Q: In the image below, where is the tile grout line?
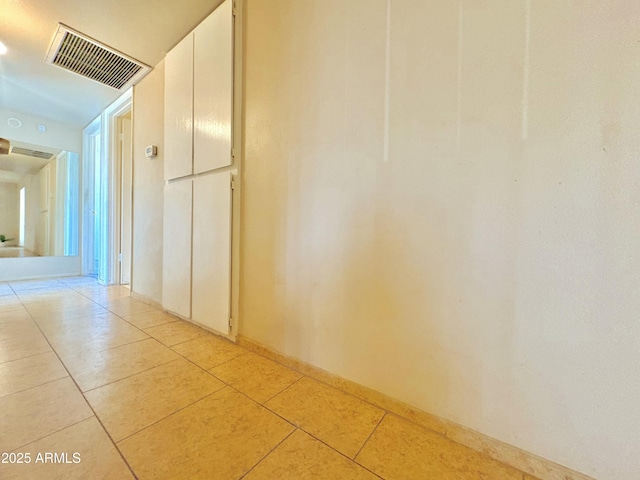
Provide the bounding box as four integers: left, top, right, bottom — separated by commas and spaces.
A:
170, 344, 245, 373
162, 328, 212, 348
230, 377, 385, 480
12, 283, 140, 480
203, 350, 250, 371
139, 380, 362, 478
148, 343, 296, 431
79, 355, 182, 394
99, 347, 383, 479
112, 340, 296, 442
22, 283, 246, 468
0, 373, 71, 401
20, 284, 221, 472
353, 411, 386, 461
168, 345, 388, 478
241, 344, 537, 479
8, 416, 95, 454
7, 280, 541, 479
236, 428, 298, 480
0, 348, 55, 366
260, 372, 306, 404
114, 383, 230, 444
246, 399, 386, 480
8, 280, 383, 479
236, 344, 395, 418
36, 286, 241, 474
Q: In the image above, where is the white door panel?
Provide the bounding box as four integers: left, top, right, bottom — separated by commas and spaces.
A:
192, 172, 232, 334
193, 0, 233, 174
162, 180, 192, 318
164, 34, 194, 180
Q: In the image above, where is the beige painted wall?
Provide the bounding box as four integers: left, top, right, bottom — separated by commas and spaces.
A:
131, 60, 165, 304
0, 182, 19, 243
240, 1, 640, 479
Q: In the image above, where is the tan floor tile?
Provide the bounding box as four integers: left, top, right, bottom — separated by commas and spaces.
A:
43, 313, 149, 359
210, 352, 302, 403
74, 285, 131, 303
0, 417, 134, 480
0, 333, 52, 364
58, 276, 100, 286
35, 310, 124, 334
15, 290, 74, 301
10, 280, 65, 292
0, 283, 13, 296
85, 358, 224, 441
97, 285, 130, 295
23, 300, 97, 314
73, 284, 105, 293
102, 297, 156, 316
64, 338, 181, 392
0, 377, 93, 451
356, 414, 522, 480
122, 310, 177, 329
30, 293, 95, 303
0, 292, 18, 302
0, 309, 33, 324
0, 352, 68, 398
27, 303, 108, 322
0, 319, 42, 341
23, 293, 97, 307
0, 301, 25, 315
21, 291, 93, 304
173, 334, 247, 369
244, 429, 379, 480
143, 320, 208, 347
119, 387, 295, 480
265, 376, 385, 458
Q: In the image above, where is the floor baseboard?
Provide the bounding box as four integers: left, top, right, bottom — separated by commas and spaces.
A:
237, 335, 596, 480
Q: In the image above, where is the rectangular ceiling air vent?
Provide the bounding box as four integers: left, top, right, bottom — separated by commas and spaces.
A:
45, 24, 151, 90
11, 147, 55, 160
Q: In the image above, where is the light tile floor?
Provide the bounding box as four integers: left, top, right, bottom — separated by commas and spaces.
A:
0, 277, 537, 480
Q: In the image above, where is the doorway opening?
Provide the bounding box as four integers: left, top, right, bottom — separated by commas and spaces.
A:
82, 117, 105, 281
116, 110, 133, 285
83, 89, 133, 286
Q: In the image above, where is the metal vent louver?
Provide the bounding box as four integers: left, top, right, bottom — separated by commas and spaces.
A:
10, 147, 55, 160
45, 24, 151, 90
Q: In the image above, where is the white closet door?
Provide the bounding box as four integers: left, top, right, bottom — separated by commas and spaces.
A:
162, 180, 192, 318
193, 0, 233, 174
192, 172, 232, 334
164, 33, 194, 180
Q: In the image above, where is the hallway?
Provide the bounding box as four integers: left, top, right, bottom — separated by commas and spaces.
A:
1, 277, 534, 479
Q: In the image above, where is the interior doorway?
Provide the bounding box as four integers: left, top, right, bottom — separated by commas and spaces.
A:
82, 89, 133, 285
104, 90, 133, 285
82, 116, 105, 281
117, 111, 133, 285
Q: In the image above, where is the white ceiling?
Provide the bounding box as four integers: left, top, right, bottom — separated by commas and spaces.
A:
0, 139, 60, 183
0, 0, 223, 129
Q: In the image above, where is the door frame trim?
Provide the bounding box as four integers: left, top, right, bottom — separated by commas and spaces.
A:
104, 90, 133, 285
